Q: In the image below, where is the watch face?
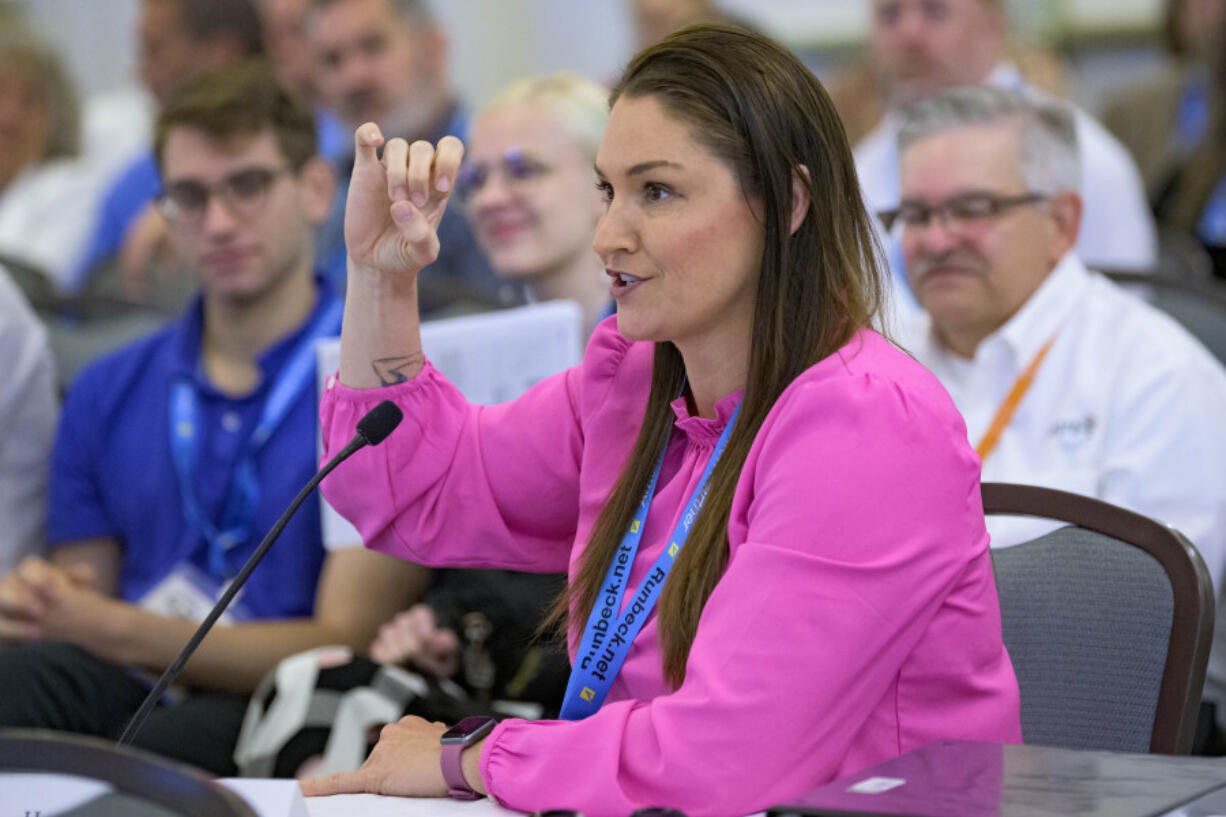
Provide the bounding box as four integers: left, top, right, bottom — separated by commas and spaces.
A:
441, 715, 496, 744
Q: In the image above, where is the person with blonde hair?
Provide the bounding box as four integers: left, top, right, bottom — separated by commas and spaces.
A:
458, 72, 611, 335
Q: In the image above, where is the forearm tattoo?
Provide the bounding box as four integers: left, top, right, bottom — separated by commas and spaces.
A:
372, 354, 424, 386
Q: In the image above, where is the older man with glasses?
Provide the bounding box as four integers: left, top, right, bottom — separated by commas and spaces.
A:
894, 85, 1226, 753
0, 61, 422, 774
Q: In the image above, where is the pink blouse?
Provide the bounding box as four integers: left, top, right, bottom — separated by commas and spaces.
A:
320, 319, 1021, 817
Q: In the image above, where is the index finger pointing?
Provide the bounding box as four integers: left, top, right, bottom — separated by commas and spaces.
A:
299, 769, 370, 798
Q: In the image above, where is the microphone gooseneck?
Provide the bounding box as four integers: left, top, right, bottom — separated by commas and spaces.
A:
116, 400, 403, 748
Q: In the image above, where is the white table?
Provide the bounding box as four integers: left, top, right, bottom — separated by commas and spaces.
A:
305, 793, 526, 816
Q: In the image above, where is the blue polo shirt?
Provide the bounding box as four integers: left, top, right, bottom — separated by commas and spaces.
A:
48, 278, 341, 620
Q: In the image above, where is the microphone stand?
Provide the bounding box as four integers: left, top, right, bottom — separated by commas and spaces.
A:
117, 400, 399, 748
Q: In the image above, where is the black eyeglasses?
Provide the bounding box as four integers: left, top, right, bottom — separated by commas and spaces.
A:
158, 166, 294, 227
877, 191, 1047, 234
455, 148, 552, 201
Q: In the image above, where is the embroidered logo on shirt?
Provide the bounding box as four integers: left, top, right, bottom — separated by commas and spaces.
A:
1047, 415, 1097, 450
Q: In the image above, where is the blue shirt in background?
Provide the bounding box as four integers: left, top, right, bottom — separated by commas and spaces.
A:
47, 276, 341, 620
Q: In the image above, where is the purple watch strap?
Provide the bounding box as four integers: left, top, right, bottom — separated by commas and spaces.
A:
441, 739, 480, 800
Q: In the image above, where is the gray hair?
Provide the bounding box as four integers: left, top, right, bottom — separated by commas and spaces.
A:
480, 72, 608, 161
896, 85, 1081, 195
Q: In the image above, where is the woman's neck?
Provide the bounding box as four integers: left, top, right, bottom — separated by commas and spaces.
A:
526, 251, 609, 337
677, 334, 751, 420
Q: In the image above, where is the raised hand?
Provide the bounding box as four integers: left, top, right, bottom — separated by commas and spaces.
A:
344, 122, 464, 278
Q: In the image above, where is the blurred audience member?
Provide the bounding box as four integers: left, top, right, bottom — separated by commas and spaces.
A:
0, 263, 56, 574
257, 0, 346, 161
0, 32, 105, 290
306, 0, 509, 309
859, 0, 1156, 285
1152, 9, 1226, 280
67, 0, 265, 299
460, 73, 611, 335
630, 0, 743, 48
828, 38, 1069, 151
1103, 0, 1226, 196
890, 86, 1226, 749
0, 62, 418, 775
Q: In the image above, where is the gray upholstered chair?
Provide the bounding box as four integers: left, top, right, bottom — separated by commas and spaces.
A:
1101, 268, 1226, 368
983, 482, 1215, 754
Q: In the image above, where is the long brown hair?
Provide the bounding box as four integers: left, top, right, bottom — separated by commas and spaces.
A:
546, 25, 886, 687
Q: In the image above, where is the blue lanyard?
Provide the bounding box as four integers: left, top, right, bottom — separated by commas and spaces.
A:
169, 298, 343, 578
559, 402, 741, 720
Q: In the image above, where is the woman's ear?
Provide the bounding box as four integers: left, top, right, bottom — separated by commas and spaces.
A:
790, 165, 811, 235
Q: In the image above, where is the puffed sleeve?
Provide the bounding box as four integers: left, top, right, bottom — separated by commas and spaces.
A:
478, 366, 1016, 816
319, 319, 630, 573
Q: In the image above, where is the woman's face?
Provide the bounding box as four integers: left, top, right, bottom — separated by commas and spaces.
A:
593, 94, 763, 352
462, 103, 605, 282
0, 65, 51, 189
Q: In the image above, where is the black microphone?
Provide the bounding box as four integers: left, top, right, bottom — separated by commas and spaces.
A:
117, 399, 404, 748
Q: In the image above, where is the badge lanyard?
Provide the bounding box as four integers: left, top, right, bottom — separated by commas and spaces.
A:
559, 402, 741, 720
974, 332, 1058, 464
169, 299, 343, 578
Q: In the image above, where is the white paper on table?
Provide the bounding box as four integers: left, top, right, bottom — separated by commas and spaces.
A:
0, 772, 112, 815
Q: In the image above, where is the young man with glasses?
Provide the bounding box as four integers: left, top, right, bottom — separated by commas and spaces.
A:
0, 62, 423, 774
894, 85, 1226, 753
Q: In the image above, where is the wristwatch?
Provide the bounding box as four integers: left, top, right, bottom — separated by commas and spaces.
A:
440, 715, 496, 800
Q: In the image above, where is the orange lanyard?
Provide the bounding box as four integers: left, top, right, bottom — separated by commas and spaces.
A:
974, 333, 1059, 463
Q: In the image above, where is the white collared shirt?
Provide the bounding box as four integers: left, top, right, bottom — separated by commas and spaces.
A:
901, 253, 1226, 712
0, 158, 111, 290
856, 63, 1158, 278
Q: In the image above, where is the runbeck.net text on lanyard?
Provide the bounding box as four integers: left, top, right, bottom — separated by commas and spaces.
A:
559, 401, 742, 720
169, 298, 344, 579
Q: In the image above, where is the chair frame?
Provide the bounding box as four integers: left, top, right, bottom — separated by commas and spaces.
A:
981, 482, 1215, 754
0, 729, 257, 817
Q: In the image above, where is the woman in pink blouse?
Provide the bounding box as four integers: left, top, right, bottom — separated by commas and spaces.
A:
303, 25, 1021, 817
